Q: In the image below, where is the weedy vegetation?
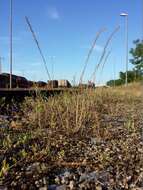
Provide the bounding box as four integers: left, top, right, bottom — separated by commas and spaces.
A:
0, 83, 143, 189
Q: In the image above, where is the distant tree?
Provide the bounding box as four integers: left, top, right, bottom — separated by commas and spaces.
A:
120, 70, 143, 83
106, 39, 143, 86
115, 79, 124, 86
107, 79, 124, 86
120, 71, 136, 83
106, 70, 143, 86
130, 39, 143, 74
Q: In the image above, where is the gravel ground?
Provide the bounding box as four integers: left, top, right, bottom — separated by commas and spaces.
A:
0, 86, 143, 190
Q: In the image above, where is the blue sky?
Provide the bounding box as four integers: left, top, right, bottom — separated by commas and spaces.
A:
0, 0, 142, 84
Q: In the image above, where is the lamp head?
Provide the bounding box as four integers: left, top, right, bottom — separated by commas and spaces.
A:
120, 13, 128, 16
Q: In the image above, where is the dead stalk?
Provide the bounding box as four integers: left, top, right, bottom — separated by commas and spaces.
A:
91, 26, 120, 83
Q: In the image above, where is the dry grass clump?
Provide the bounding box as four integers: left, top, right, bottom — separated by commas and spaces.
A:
0, 84, 143, 189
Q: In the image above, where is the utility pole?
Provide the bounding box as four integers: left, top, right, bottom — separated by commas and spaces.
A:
0, 57, 4, 74
0, 57, 2, 74
142, 0, 143, 40
120, 13, 128, 86
113, 56, 116, 87
10, 0, 13, 89
50, 56, 55, 80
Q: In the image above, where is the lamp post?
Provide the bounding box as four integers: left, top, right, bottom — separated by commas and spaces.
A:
142, 0, 143, 40
0, 57, 4, 74
0, 54, 1, 75
10, 0, 13, 89
120, 12, 128, 86
50, 56, 55, 81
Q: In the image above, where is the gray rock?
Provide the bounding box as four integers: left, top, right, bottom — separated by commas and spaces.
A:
39, 187, 48, 190
56, 185, 67, 190
43, 177, 47, 185
77, 167, 85, 175
0, 115, 10, 120
69, 180, 76, 189
0, 186, 8, 190
26, 162, 42, 177
90, 138, 97, 145
73, 174, 79, 182
55, 176, 61, 185
61, 176, 69, 185
48, 185, 57, 190
79, 173, 88, 183
79, 181, 88, 189
88, 171, 97, 181
63, 171, 71, 178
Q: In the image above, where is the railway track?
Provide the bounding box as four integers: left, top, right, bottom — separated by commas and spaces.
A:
0, 88, 73, 101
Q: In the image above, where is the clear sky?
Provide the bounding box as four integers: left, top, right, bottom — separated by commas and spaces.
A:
0, 0, 142, 84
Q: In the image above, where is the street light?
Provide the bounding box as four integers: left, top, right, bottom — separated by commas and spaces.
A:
50, 56, 55, 80
0, 57, 2, 74
0, 57, 4, 74
120, 12, 128, 86
141, 0, 143, 42
10, 0, 13, 89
